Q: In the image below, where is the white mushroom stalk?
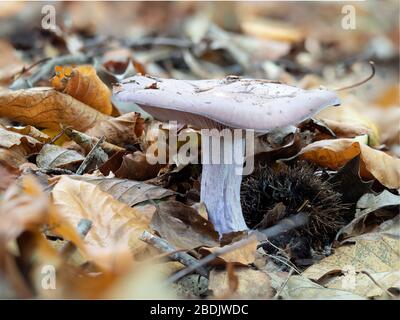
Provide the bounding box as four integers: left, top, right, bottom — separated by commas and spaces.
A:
114, 75, 340, 236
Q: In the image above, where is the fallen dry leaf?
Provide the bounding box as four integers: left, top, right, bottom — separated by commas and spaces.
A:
0, 40, 24, 86
115, 151, 165, 181
51, 65, 113, 115
70, 175, 175, 207
36, 144, 84, 171
316, 104, 380, 147
0, 125, 43, 154
336, 191, 399, 241
209, 267, 272, 299
6, 125, 51, 143
85, 112, 144, 147
0, 164, 18, 192
279, 275, 364, 299
0, 87, 109, 131
303, 217, 400, 282
0, 176, 49, 243
199, 237, 258, 266
297, 138, 400, 189
50, 176, 155, 271
324, 271, 400, 298
150, 200, 219, 249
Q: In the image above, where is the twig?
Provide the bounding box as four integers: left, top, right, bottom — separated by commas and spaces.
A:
49, 126, 72, 145
275, 268, 294, 299
60, 219, 92, 258
13, 57, 51, 81
64, 127, 125, 154
75, 136, 106, 175
140, 231, 208, 278
334, 61, 375, 92
10, 54, 92, 90
359, 270, 396, 298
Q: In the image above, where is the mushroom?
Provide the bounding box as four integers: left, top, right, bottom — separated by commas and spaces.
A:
114, 75, 340, 235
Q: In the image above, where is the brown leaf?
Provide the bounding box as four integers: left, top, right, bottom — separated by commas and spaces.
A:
70, 175, 175, 207
115, 151, 165, 181
336, 191, 400, 241
0, 40, 24, 86
36, 144, 84, 171
321, 118, 374, 140
85, 112, 144, 147
0, 148, 27, 169
297, 138, 400, 189
209, 267, 272, 299
50, 176, 155, 271
0, 125, 43, 153
199, 237, 258, 266
0, 164, 18, 192
6, 125, 51, 143
0, 87, 109, 131
150, 200, 219, 249
51, 65, 113, 115
0, 176, 49, 243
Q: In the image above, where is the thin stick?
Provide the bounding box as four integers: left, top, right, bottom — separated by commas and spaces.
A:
49, 126, 71, 145
75, 136, 106, 175
140, 231, 208, 278
334, 61, 375, 92
275, 268, 294, 299
13, 57, 51, 80
360, 270, 395, 298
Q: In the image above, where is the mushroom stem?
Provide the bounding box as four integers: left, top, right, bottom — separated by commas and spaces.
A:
201, 133, 248, 235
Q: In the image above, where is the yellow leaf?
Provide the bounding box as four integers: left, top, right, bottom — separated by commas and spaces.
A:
317, 105, 380, 146
50, 176, 155, 271
51, 65, 113, 115
298, 138, 400, 189
0, 87, 109, 131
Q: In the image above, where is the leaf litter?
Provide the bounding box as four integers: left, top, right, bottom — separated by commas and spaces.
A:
0, 2, 399, 299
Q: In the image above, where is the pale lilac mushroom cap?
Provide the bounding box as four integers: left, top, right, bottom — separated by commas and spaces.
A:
114, 75, 340, 235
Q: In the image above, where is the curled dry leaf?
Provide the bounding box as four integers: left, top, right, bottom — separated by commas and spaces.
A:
51, 65, 113, 115
0, 88, 109, 131
36, 144, 84, 171
0, 164, 18, 192
115, 151, 165, 181
209, 267, 272, 299
85, 112, 145, 147
150, 200, 219, 249
199, 237, 258, 266
297, 138, 400, 189
50, 176, 155, 271
6, 125, 51, 143
0, 176, 49, 243
0, 125, 43, 154
336, 191, 400, 241
316, 104, 380, 147
320, 118, 375, 142
70, 175, 175, 207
